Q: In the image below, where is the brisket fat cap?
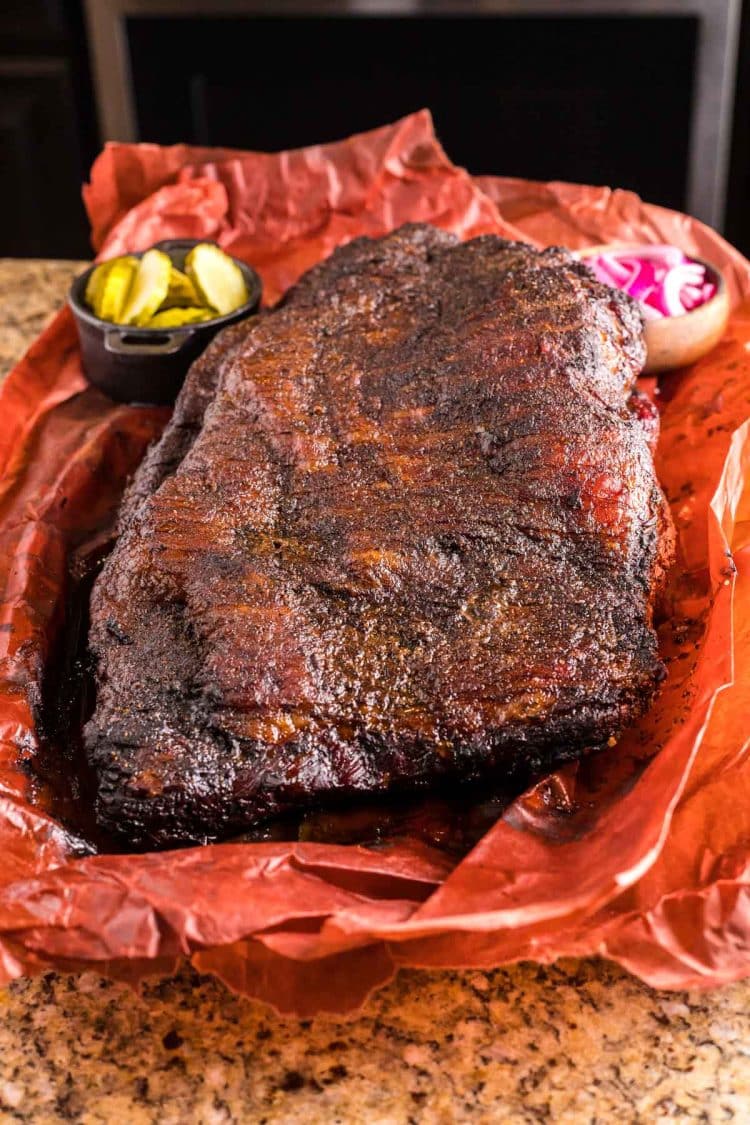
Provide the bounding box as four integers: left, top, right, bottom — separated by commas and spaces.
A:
85, 223, 672, 848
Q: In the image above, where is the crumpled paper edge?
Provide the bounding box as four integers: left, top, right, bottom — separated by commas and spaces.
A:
0, 114, 747, 1011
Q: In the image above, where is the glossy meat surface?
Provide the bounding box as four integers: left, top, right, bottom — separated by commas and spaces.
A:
85, 225, 672, 847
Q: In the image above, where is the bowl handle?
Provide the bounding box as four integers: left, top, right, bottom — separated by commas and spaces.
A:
104, 329, 186, 356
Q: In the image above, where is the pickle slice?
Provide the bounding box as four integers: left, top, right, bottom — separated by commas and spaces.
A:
185, 243, 248, 316
96, 258, 138, 323
120, 248, 172, 326
162, 266, 200, 308
147, 306, 215, 328
84, 260, 114, 311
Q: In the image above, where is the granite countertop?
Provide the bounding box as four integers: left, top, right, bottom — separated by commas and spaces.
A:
1, 257, 749, 1124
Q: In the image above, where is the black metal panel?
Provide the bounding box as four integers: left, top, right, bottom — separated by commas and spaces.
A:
128, 14, 697, 212
726, 0, 750, 256
0, 1, 99, 257
0, 0, 66, 41
0, 60, 90, 257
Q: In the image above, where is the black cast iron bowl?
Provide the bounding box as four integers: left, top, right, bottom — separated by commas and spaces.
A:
69, 239, 262, 405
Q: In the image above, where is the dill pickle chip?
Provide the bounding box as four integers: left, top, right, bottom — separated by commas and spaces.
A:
120, 249, 172, 326
147, 306, 215, 328
85, 256, 138, 314
185, 243, 248, 316
96, 258, 138, 323
84, 260, 114, 311
161, 266, 200, 309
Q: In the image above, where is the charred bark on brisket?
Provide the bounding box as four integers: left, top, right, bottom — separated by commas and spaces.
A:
84, 225, 672, 848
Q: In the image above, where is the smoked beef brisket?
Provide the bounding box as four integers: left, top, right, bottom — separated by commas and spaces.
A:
84, 225, 672, 847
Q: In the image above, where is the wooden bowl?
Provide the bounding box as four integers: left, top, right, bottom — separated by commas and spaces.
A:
578, 246, 730, 374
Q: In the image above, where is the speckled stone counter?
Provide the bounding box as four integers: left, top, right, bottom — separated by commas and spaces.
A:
1, 257, 750, 1124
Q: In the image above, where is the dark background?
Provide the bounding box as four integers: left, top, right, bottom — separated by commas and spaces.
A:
2, 1, 749, 258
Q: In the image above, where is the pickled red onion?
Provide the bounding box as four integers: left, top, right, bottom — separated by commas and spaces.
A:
583, 245, 717, 318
